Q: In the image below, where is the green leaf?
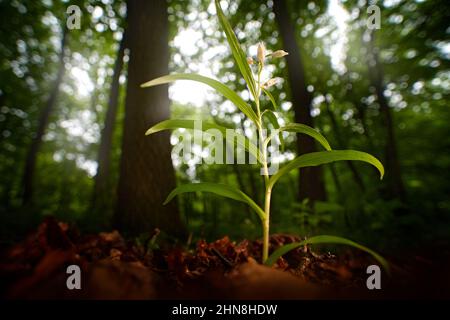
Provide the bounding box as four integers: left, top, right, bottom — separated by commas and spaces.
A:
265, 235, 390, 275
145, 119, 263, 163
164, 182, 266, 221
141, 73, 259, 125
262, 88, 278, 111
262, 110, 284, 151
265, 123, 331, 152
145, 119, 230, 135
268, 150, 384, 190
215, 0, 258, 101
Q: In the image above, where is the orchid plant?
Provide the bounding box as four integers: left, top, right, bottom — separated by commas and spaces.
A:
141, 0, 389, 272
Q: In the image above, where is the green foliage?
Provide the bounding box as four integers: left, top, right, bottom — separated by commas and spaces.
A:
145, 119, 262, 162
141, 73, 259, 124
261, 109, 284, 149
143, 0, 386, 264
265, 123, 331, 151
164, 182, 265, 220
262, 88, 279, 111
0, 0, 448, 260
268, 150, 384, 190
264, 235, 390, 275
214, 0, 258, 101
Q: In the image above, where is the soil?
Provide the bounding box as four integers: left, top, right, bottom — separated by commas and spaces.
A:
1, 217, 449, 299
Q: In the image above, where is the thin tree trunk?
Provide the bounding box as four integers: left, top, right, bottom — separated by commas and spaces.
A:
21, 27, 68, 205
366, 31, 405, 201
91, 29, 127, 216
273, 0, 326, 202
115, 0, 185, 236
324, 96, 365, 192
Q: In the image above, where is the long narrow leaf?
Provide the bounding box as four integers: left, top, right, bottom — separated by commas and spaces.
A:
145, 119, 230, 135
262, 110, 284, 150
145, 119, 263, 163
262, 88, 278, 111
268, 150, 384, 189
164, 183, 266, 221
141, 73, 259, 124
215, 0, 258, 101
265, 235, 390, 274
265, 123, 331, 152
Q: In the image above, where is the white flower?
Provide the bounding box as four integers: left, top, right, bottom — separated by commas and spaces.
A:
262, 78, 279, 89
257, 42, 266, 64
270, 50, 289, 58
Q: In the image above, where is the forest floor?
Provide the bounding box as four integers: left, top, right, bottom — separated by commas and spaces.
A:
1, 217, 449, 299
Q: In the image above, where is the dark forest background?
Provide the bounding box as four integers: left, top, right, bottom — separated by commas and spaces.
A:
0, 0, 449, 252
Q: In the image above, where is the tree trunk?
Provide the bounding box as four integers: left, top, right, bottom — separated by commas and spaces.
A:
273, 0, 326, 202
91, 29, 127, 217
21, 27, 67, 205
115, 0, 185, 236
366, 31, 405, 201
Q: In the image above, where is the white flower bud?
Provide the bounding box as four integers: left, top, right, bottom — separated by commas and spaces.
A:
262, 78, 279, 89
247, 57, 254, 65
270, 50, 289, 58
257, 42, 266, 63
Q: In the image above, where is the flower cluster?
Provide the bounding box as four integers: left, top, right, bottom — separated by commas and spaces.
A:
247, 42, 289, 90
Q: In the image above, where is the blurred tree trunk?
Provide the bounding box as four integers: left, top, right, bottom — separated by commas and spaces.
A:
21, 27, 67, 205
273, 0, 326, 203
91, 29, 127, 217
115, 0, 185, 236
366, 31, 405, 201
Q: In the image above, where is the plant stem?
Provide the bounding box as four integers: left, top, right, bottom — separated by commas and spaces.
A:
262, 186, 272, 262
255, 61, 272, 263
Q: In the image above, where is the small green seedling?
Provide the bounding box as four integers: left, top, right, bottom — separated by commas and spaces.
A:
142, 0, 388, 272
